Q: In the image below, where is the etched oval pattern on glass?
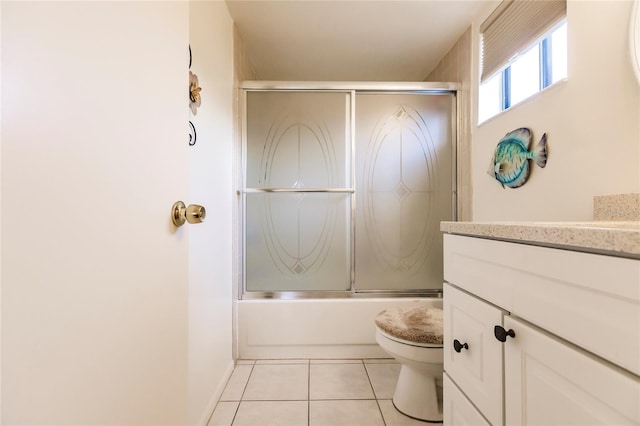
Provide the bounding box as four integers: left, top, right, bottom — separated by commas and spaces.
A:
361, 104, 438, 273
260, 112, 338, 281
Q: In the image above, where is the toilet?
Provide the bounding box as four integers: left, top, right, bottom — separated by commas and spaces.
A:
375, 305, 444, 422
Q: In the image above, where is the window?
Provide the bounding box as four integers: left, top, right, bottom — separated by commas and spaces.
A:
479, 21, 567, 123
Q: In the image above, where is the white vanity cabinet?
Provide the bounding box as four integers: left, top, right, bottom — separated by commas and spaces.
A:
443, 373, 491, 426
503, 316, 639, 424
442, 232, 640, 426
443, 284, 504, 426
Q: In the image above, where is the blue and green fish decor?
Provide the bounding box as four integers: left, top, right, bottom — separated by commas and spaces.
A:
487, 128, 548, 189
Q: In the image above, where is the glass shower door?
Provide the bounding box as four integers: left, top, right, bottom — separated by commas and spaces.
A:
354, 93, 455, 291
243, 91, 352, 293
242, 87, 456, 296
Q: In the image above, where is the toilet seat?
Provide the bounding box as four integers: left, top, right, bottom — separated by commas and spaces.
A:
377, 327, 442, 348
374, 305, 443, 345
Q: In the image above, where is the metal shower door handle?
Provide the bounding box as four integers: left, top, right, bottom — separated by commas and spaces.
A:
171, 201, 206, 227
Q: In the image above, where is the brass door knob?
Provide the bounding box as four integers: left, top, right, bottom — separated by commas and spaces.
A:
186, 204, 206, 223
171, 201, 206, 227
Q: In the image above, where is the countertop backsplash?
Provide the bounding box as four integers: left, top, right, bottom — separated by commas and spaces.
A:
594, 193, 640, 221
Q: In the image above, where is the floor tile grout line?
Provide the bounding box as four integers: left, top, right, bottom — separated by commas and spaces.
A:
240, 398, 310, 402
230, 401, 241, 426
362, 359, 388, 426
308, 398, 379, 401
231, 362, 256, 425
375, 398, 388, 426
362, 360, 378, 399
239, 362, 257, 401
234, 398, 391, 402
308, 360, 311, 425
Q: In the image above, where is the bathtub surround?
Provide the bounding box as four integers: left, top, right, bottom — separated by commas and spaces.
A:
237, 298, 443, 360
426, 26, 473, 222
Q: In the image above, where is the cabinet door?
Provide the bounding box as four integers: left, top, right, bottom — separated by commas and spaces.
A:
444, 284, 504, 426
444, 373, 491, 426
504, 316, 640, 425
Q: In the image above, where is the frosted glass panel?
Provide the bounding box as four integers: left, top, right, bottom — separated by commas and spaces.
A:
245, 193, 351, 292
355, 93, 454, 291
246, 91, 350, 188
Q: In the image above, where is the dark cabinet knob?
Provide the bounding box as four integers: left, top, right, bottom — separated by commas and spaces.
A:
453, 339, 469, 353
494, 325, 516, 342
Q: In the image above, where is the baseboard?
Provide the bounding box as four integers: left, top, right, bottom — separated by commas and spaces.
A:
197, 359, 236, 426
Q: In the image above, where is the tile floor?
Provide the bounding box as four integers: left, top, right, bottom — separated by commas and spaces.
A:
207, 359, 429, 426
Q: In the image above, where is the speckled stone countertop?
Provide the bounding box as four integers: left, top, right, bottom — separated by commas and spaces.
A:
441, 221, 640, 259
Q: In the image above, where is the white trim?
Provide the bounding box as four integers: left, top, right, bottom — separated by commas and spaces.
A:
198, 359, 235, 426
477, 77, 568, 127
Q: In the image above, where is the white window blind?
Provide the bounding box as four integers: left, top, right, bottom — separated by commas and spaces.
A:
481, 0, 566, 82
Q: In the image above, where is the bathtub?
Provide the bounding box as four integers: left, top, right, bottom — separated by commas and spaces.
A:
235, 297, 443, 360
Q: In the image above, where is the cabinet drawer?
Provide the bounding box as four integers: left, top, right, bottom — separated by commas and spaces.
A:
444, 284, 503, 426
444, 234, 640, 375
504, 316, 640, 425
444, 373, 490, 426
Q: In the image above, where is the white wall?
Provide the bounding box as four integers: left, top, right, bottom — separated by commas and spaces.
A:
188, 2, 235, 424
2, 2, 190, 424
471, 0, 640, 221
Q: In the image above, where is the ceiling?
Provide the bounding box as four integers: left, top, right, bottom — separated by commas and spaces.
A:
225, 0, 495, 82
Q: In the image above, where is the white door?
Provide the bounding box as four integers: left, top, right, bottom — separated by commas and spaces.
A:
2, 2, 191, 424
504, 316, 640, 425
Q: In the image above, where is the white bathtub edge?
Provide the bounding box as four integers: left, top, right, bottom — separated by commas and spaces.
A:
237, 298, 442, 359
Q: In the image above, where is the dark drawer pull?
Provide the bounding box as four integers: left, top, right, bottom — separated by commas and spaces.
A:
494, 325, 516, 342
453, 339, 469, 353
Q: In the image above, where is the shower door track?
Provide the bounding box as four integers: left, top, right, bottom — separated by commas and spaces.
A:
243, 188, 355, 193
240, 81, 460, 92
239, 81, 460, 300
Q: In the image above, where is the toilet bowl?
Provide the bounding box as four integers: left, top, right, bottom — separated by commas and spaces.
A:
375, 306, 444, 422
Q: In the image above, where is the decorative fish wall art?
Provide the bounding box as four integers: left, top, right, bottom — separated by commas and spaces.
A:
487, 128, 548, 189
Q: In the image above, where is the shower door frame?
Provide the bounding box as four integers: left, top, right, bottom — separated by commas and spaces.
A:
238, 81, 460, 300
